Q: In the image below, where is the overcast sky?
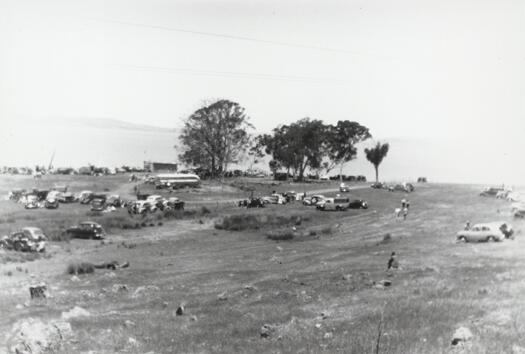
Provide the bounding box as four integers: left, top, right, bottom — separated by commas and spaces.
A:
0, 0, 524, 184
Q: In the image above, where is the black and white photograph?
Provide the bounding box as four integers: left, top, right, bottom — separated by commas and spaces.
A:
0, 0, 524, 352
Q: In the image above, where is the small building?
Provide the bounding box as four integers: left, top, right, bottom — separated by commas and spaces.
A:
143, 161, 178, 173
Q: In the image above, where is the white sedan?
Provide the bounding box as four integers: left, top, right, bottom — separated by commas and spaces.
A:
456, 222, 513, 242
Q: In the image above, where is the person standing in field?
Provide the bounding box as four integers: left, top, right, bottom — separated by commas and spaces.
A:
403, 207, 408, 220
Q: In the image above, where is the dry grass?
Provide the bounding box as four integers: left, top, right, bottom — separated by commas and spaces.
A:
1, 176, 524, 353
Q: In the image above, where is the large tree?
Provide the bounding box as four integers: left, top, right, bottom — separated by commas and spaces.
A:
178, 99, 252, 177
259, 118, 328, 181
364, 142, 390, 183
326, 121, 371, 181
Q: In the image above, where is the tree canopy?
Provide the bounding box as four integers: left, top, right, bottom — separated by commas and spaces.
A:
364, 142, 390, 182
258, 119, 371, 180
178, 99, 252, 177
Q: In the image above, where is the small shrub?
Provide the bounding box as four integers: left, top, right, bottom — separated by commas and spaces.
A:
379, 233, 392, 244
149, 223, 155, 227
48, 231, 70, 242
6, 271, 13, 276
309, 230, 317, 236
267, 230, 294, 241
158, 222, 163, 226
200, 206, 211, 215
67, 262, 95, 275
141, 222, 147, 227
320, 226, 333, 235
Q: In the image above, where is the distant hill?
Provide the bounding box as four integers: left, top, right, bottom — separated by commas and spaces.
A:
44, 117, 175, 133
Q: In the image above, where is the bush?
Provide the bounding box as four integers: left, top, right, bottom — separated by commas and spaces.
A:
320, 226, 333, 235
67, 262, 95, 275
200, 206, 211, 215
267, 230, 294, 241
215, 214, 307, 231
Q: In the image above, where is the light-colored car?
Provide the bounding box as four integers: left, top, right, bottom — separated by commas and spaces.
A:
512, 203, 525, 218
0, 227, 47, 252
302, 195, 326, 206
456, 222, 513, 242
317, 197, 351, 211
262, 194, 287, 205
24, 195, 40, 209
146, 195, 165, 206
339, 183, 350, 193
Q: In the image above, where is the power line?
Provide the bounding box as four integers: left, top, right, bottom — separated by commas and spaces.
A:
91, 17, 398, 61
111, 64, 351, 85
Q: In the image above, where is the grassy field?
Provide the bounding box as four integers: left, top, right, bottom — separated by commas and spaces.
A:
1, 175, 524, 353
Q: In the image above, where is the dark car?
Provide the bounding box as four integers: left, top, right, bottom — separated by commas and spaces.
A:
44, 197, 59, 209
58, 192, 76, 203
163, 197, 185, 210
238, 197, 265, 208
78, 191, 94, 204
65, 222, 105, 239
348, 199, 368, 209
90, 198, 106, 212
106, 195, 122, 207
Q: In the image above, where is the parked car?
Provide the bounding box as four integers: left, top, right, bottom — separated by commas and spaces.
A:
24, 195, 40, 209
339, 183, 350, 193
46, 190, 62, 202
44, 197, 59, 209
146, 195, 165, 209
163, 197, 185, 210
512, 204, 525, 218
106, 195, 122, 207
0, 227, 47, 252
348, 199, 369, 209
480, 187, 504, 197
456, 222, 513, 242
58, 192, 76, 203
303, 195, 326, 206
128, 200, 155, 214
317, 197, 351, 211
417, 177, 428, 183
65, 222, 105, 239
78, 191, 94, 204
283, 191, 298, 202
388, 183, 414, 193
90, 198, 106, 212
262, 194, 287, 204
371, 182, 386, 189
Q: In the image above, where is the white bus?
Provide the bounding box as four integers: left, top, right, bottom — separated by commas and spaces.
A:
155, 173, 201, 188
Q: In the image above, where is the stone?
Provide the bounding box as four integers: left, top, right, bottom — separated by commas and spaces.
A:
29, 283, 47, 299
132, 285, 159, 298
61, 306, 91, 320
70, 275, 80, 282
451, 326, 473, 345
176, 305, 184, 316
512, 344, 525, 354
324, 332, 333, 339
8, 318, 73, 354
112, 284, 129, 293
260, 324, 275, 338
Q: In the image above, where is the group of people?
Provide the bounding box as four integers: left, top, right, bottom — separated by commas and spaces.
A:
395, 198, 410, 220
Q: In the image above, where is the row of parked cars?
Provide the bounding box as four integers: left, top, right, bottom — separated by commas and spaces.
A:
370, 182, 415, 193
0, 221, 107, 253
127, 195, 185, 215
479, 186, 525, 218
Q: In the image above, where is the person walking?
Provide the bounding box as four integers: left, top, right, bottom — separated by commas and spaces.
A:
387, 252, 399, 270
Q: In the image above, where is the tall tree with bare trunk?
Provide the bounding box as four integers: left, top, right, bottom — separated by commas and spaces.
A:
365, 142, 390, 183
